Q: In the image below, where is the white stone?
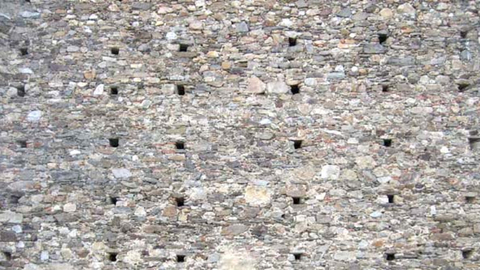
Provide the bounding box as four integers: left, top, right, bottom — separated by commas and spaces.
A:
112, 168, 132, 178
69, 150, 81, 156
266, 81, 289, 94
244, 186, 271, 206
63, 203, 76, 213
134, 206, 146, 217
27, 110, 42, 122
93, 84, 104, 96
166, 32, 177, 40
321, 165, 340, 180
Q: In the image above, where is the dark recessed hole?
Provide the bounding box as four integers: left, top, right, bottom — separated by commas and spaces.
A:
387, 194, 395, 204
17, 86, 26, 97
288, 37, 297, 47
293, 253, 303, 260
179, 44, 189, 52
110, 86, 118, 95
386, 253, 395, 261
175, 141, 185, 150
468, 137, 480, 151
466, 196, 476, 203
383, 139, 392, 147
290, 84, 300, 95
20, 48, 28, 56
460, 31, 468, 39
107, 252, 118, 262
175, 197, 185, 207
378, 33, 388, 44
17, 140, 27, 148
292, 197, 302, 205
293, 140, 302, 149
111, 47, 119, 55
458, 83, 470, 92
25, 0, 31, 2
10, 195, 21, 204
462, 249, 473, 259
2, 251, 11, 261
176, 255, 185, 262
382, 85, 389, 92
109, 196, 118, 205
176, 85, 185, 95
109, 138, 119, 147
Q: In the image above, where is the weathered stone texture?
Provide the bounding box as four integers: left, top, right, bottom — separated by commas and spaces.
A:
1, 0, 480, 269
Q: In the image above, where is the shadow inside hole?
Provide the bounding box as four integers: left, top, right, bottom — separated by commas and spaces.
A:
176, 85, 185, 95
1, 251, 11, 261
290, 85, 300, 95
17, 140, 27, 148
109, 196, 118, 205
383, 139, 392, 147
466, 196, 476, 203
109, 138, 119, 147
378, 33, 388, 44
293, 140, 302, 149
111, 47, 120, 55
17, 86, 26, 97
175, 141, 185, 150
468, 137, 480, 151
382, 85, 390, 92
460, 31, 468, 39
462, 249, 473, 259
175, 197, 185, 207
110, 86, 118, 95
387, 194, 394, 203
292, 197, 302, 205
288, 37, 297, 47
20, 48, 28, 56
107, 252, 118, 262
176, 255, 185, 263
458, 83, 470, 92
293, 253, 303, 260
386, 253, 395, 261
179, 44, 189, 52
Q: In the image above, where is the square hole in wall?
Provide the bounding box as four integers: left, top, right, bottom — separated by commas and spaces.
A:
107, 252, 118, 262
109, 196, 119, 205
293, 252, 303, 260
386, 253, 395, 261
378, 33, 388, 44
288, 37, 297, 47
292, 197, 302, 205
468, 137, 480, 151
175, 141, 185, 150
290, 84, 300, 95
17, 140, 27, 148
292, 140, 303, 149
109, 138, 119, 147
462, 249, 473, 259
382, 85, 390, 92
465, 196, 476, 203
460, 31, 468, 39
1, 251, 12, 261
387, 194, 395, 203
20, 48, 28, 56
179, 44, 189, 52
458, 83, 470, 92
110, 86, 118, 95
383, 139, 392, 147
175, 197, 185, 207
17, 86, 26, 97
176, 85, 185, 95
176, 254, 185, 263
111, 47, 120, 55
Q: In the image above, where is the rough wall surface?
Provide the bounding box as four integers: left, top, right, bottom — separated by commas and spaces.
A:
1, 0, 480, 269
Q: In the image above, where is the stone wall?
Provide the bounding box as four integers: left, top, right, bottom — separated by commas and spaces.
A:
1, 0, 480, 269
